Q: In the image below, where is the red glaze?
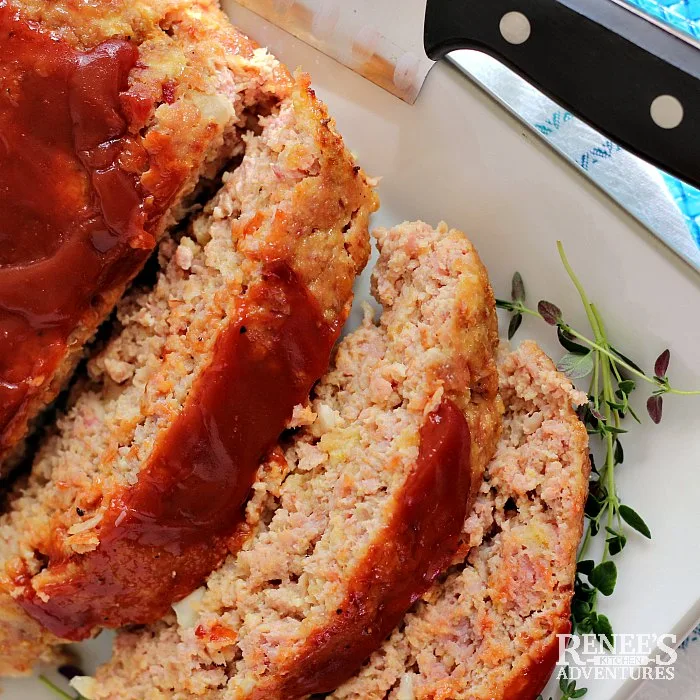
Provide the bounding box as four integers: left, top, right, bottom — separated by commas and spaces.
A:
15, 263, 340, 640
0, 2, 155, 438
273, 399, 472, 698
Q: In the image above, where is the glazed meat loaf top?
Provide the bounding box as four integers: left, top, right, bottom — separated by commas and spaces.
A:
0, 0, 289, 472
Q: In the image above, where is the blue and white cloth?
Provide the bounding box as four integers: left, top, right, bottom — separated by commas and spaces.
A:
629, 0, 700, 40
663, 176, 700, 247
636, 624, 700, 699
634, 0, 700, 249
452, 0, 700, 270
625, 6, 700, 687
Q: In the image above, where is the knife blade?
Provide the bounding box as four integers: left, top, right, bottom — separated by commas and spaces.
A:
227, 0, 699, 188
228, 0, 432, 103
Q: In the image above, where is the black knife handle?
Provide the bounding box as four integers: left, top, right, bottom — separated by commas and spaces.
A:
424, 0, 700, 188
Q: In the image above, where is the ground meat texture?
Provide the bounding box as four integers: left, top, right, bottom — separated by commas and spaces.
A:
89, 220, 501, 700
0, 0, 290, 476
0, 74, 376, 675
331, 341, 590, 700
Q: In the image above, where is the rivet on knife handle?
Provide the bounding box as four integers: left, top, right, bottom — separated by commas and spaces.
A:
424, 0, 700, 189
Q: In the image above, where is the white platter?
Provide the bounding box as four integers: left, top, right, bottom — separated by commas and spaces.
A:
8, 4, 700, 699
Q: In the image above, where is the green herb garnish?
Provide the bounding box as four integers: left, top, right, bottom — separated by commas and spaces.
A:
500, 242, 700, 699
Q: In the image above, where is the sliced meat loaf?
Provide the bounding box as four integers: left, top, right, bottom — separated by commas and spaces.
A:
0, 75, 376, 675
88, 220, 502, 699
0, 0, 290, 473
331, 341, 590, 700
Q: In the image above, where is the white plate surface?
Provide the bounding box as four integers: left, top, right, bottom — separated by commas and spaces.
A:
7, 4, 700, 699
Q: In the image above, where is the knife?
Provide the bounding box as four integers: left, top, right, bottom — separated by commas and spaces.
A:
227, 0, 700, 189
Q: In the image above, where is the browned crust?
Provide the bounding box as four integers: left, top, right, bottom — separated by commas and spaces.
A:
503, 404, 590, 700
0, 0, 292, 473
0, 592, 63, 676
236, 73, 373, 322
499, 618, 573, 700
494, 411, 590, 700
456, 242, 502, 531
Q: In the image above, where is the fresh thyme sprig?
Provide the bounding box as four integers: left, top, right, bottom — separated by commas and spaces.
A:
500, 245, 700, 418
497, 241, 700, 652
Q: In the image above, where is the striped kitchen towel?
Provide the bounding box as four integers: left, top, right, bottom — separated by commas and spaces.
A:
627, 0, 700, 248
635, 624, 700, 700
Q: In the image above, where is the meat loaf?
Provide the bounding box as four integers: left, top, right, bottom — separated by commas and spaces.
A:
330, 341, 590, 700
0, 74, 376, 675
88, 220, 502, 699
0, 0, 290, 473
